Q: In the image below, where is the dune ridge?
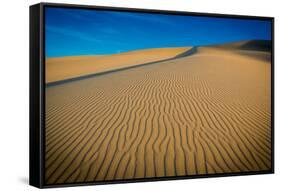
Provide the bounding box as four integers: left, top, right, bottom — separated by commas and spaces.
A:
46, 47, 197, 87
46, 47, 192, 84
45, 42, 271, 184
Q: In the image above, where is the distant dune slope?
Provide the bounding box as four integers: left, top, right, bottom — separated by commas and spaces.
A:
45, 42, 271, 184
46, 47, 192, 84
214, 40, 271, 61
214, 40, 271, 51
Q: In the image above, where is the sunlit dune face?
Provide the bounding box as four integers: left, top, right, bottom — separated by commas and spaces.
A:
45, 43, 271, 184
45, 47, 191, 84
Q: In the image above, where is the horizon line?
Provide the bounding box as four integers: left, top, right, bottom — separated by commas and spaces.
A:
45, 39, 271, 59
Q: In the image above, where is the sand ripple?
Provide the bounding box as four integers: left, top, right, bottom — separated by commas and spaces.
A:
45, 46, 271, 184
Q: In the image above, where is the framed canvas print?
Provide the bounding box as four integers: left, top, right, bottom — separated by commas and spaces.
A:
30, 2, 274, 188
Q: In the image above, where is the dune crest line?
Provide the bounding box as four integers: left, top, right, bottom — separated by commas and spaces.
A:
46, 47, 197, 87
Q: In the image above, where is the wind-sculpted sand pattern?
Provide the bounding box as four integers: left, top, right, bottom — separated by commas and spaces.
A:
45, 45, 271, 184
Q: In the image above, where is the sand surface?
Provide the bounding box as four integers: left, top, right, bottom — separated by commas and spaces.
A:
45, 42, 271, 184
46, 47, 191, 84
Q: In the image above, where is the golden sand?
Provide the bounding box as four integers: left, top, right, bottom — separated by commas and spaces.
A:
45, 44, 271, 184
46, 47, 191, 83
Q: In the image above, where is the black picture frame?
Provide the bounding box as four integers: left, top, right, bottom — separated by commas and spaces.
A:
30, 2, 274, 189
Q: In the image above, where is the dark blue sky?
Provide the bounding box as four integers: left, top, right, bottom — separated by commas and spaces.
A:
45, 7, 271, 58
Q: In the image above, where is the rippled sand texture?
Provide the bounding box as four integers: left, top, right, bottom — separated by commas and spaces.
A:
45, 42, 271, 184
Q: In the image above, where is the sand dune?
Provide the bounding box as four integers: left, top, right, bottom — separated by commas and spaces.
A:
214, 40, 272, 61
46, 47, 192, 84
213, 40, 271, 51
45, 42, 271, 184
